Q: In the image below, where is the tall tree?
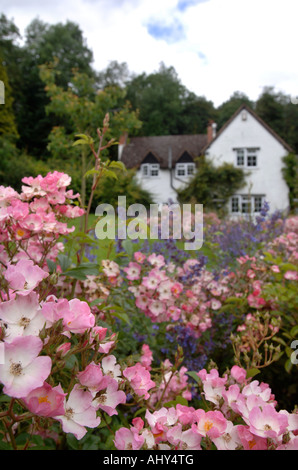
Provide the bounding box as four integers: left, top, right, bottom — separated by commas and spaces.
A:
126, 63, 187, 136
96, 60, 132, 89
177, 92, 216, 135
0, 57, 19, 139
25, 19, 95, 88
3, 17, 97, 157
216, 91, 254, 130
39, 62, 142, 207
255, 87, 286, 138
256, 87, 298, 153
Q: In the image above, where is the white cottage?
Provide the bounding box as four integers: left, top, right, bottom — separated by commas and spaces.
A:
202, 105, 293, 217
119, 134, 208, 205
119, 104, 293, 215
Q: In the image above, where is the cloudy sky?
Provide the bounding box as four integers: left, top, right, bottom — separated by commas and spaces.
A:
1, 0, 297, 106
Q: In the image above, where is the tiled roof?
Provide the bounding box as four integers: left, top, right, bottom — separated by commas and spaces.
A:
120, 134, 208, 169
201, 104, 294, 154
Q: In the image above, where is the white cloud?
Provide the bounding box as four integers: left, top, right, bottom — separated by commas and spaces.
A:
1, 0, 297, 106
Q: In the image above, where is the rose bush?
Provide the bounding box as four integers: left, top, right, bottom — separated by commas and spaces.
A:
0, 120, 297, 450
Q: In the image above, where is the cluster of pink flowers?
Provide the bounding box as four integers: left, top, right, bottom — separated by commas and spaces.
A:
0, 258, 125, 441
0, 172, 85, 268
118, 252, 231, 337
0, 254, 158, 440
269, 216, 298, 264
0, 172, 131, 442
115, 365, 298, 450
0, 173, 297, 450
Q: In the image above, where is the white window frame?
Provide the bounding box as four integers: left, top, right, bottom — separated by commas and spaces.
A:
141, 163, 160, 178
235, 148, 259, 168
175, 163, 195, 178
231, 195, 265, 214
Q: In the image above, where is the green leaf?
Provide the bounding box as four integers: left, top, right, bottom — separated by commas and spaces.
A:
72, 138, 90, 146
84, 168, 101, 178
66, 433, 80, 450
164, 396, 188, 408
133, 407, 147, 418
102, 168, 118, 180
186, 371, 200, 384
74, 133, 89, 140
0, 440, 12, 450
73, 134, 94, 145
122, 239, 134, 257
74, 231, 99, 245
246, 368, 260, 379
0, 394, 12, 403
46, 258, 57, 273
62, 263, 99, 280
280, 262, 298, 272
65, 354, 79, 370
109, 161, 126, 171
82, 435, 102, 450
272, 337, 287, 347
57, 253, 72, 272
285, 358, 293, 373
290, 325, 298, 337
90, 298, 105, 307
109, 309, 130, 324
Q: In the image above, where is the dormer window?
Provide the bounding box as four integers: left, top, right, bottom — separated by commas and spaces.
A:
140, 152, 160, 178
175, 163, 195, 177
141, 163, 160, 178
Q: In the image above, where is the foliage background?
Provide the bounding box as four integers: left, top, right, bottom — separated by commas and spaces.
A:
0, 14, 297, 213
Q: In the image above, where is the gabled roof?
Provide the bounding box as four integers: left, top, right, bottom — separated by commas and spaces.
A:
201, 104, 294, 154
120, 134, 208, 169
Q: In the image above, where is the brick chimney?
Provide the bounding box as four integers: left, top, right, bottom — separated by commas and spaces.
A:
207, 120, 217, 143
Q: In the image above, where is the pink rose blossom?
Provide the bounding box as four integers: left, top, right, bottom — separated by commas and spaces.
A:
193, 409, 227, 439
41, 296, 71, 325
23, 382, 66, 417
0, 291, 47, 340
237, 424, 268, 450
231, 365, 247, 384
147, 253, 165, 268
56, 384, 101, 440
167, 423, 202, 450
284, 270, 298, 280
63, 299, 95, 334
4, 259, 49, 295
101, 355, 122, 383
212, 421, 242, 450
123, 363, 155, 400
134, 251, 146, 263
198, 368, 227, 405
140, 344, 153, 371
123, 262, 142, 280
277, 437, 298, 450
248, 405, 288, 439
92, 380, 126, 416
114, 427, 145, 450
0, 335, 52, 398
77, 362, 109, 396
210, 299, 222, 310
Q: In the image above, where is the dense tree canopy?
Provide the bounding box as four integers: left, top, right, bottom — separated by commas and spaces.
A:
0, 13, 297, 205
